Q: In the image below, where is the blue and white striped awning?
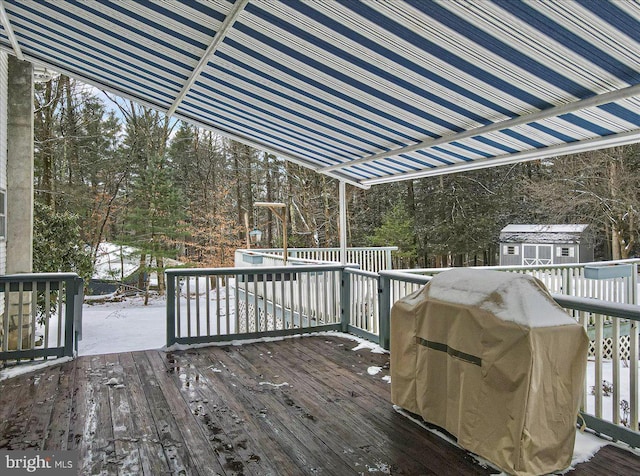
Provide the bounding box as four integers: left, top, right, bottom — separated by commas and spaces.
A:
2, 0, 640, 188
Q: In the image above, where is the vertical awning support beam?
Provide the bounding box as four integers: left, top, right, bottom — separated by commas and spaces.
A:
339, 181, 347, 265
0, 1, 24, 60
167, 0, 249, 117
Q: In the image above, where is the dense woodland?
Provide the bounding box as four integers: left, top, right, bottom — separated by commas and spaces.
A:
33, 76, 640, 287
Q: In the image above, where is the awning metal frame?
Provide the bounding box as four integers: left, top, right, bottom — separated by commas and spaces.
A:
322, 82, 640, 175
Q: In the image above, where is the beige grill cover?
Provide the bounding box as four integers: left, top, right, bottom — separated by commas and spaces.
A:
391, 269, 588, 476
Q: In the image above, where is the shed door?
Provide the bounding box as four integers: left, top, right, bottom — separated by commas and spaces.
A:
523, 245, 552, 265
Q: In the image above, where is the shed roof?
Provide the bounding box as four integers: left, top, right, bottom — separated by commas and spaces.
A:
500, 224, 589, 244
2, 1, 640, 188
501, 225, 589, 234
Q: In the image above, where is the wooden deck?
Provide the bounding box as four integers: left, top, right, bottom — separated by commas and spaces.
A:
1, 335, 638, 475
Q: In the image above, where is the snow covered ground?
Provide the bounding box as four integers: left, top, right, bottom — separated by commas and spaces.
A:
80, 294, 167, 355
585, 359, 638, 425
36, 284, 235, 356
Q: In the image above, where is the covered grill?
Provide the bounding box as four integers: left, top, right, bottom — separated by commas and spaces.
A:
391, 268, 588, 476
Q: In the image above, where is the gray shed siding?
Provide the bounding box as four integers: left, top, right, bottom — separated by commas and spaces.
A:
499, 225, 593, 266
552, 244, 580, 265
499, 243, 522, 266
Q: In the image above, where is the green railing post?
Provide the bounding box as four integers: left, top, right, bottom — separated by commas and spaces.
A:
73, 276, 84, 354
166, 271, 176, 347
378, 274, 391, 351
63, 276, 81, 357
340, 268, 350, 333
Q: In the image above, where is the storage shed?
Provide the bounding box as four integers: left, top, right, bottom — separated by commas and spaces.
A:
499, 224, 593, 266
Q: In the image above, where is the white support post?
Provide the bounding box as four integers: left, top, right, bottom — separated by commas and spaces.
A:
339, 181, 347, 265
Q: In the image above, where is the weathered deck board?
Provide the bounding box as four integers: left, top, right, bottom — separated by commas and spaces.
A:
1, 335, 639, 475
134, 350, 200, 475
119, 351, 172, 475
42, 360, 75, 450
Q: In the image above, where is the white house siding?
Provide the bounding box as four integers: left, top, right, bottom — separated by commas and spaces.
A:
0, 50, 7, 275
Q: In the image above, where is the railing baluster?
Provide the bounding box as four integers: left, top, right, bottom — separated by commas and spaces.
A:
56, 284, 62, 348
312, 271, 318, 328
280, 274, 286, 330
612, 317, 620, 425
186, 278, 192, 338
373, 275, 379, 335
305, 271, 311, 328
17, 282, 24, 352
195, 276, 201, 337
297, 269, 303, 328
354, 273, 359, 328
632, 263, 638, 305
361, 274, 366, 330
206, 274, 211, 337
368, 275, 374, 331
231, 274, 236, 335
288, 271, 294, 328
2, 288, 9, 352
578, 310, 588, 414
255, 274, 261, 331
594, 313, 603, 419
243, 274, 249, 332
44, 281, 51, 349
166, 273, 176, 347
176, 277, 181, 339
30, 281, 37, 354
631, 319, 638, 431
214, 275, 219, 336
271, 274, 277, 331
338, 271, 343, 323
349, 273, 355, 329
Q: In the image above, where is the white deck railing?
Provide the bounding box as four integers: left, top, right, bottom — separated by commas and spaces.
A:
236, 246, 397, 272
408, 259, 640, 305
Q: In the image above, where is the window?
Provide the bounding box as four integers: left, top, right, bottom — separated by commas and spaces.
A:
503, 245, 519, 255
557, 246, 574, 258
0, 189, 5, 239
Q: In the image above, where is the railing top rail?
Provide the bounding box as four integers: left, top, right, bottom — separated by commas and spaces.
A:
237, 250, 329, 265
249, 246, 399, 252
552, 294, 640, 321
345, 267, 379, 279
380, 269, 640, 320
166, 264, 353, 277
0, 272, 80, 282
401, 258, 640, 275
380, 270, 432, 285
